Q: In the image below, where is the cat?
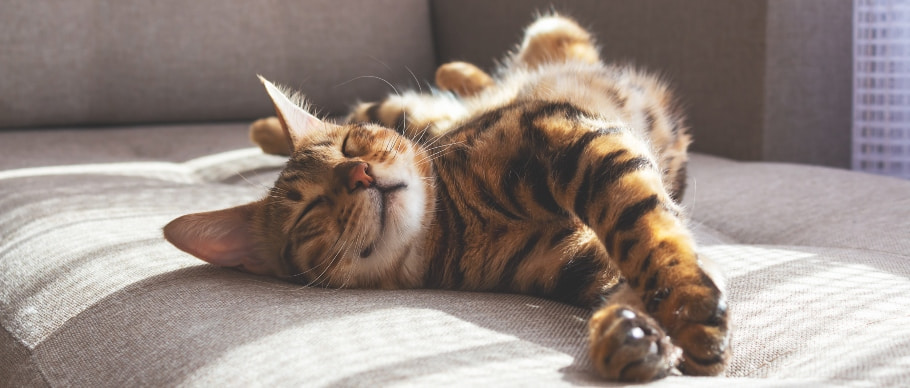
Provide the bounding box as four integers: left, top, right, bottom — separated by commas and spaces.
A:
164, 14, 729, 382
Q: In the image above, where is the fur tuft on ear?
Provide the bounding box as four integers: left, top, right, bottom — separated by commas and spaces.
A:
163, 202, 261, 268
258, 75, 325, 150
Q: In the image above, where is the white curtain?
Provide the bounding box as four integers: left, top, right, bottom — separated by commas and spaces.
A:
854, 0, 910, 179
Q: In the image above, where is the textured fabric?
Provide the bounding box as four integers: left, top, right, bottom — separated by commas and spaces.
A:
0, 123, 252, 169
429, 0, 853, 168
683, 154, 910, 254
2, 125, 910, 386
0, 0, 435, 128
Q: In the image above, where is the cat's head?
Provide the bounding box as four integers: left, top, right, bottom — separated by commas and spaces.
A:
164, 77, 435, 288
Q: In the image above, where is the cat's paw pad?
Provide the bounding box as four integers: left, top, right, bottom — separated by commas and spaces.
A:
589, 305, 680, 382
644, 260, 730, 376
249, 116, 290, 155
659, 283, 730, 376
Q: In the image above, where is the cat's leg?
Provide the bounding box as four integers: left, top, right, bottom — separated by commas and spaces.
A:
347, 91, 469, 143
435, 61, 494, 97
589, 284, 681, 381
250, 116, 292, 156
535, 113, 730, 377
510, 14, 601, 69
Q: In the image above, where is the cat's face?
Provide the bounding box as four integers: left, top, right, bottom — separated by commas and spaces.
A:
164, 78, 434, 288
262, 120, 433, 287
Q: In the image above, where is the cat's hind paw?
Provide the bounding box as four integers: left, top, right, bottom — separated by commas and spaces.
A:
588, 304, 680, 382
249, 116, 291, 156
435, 61, 494, 98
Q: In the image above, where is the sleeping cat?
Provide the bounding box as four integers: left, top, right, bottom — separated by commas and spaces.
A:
164, 15, 729, 381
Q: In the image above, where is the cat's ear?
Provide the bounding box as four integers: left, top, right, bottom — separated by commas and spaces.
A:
258, 75, 325, 151
163, 201, 262, 268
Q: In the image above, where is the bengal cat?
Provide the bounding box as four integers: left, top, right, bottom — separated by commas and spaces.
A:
164, 15, 729, 381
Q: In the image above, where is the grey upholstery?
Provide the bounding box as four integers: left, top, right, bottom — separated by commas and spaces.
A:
2, 131, 908, 386
0, 0, 435, 128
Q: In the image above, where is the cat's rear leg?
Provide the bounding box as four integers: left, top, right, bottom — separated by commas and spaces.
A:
347, 91, 468, 142
435, 61, 494, 97
512, 14, 601, 68
250, 116, 292, 156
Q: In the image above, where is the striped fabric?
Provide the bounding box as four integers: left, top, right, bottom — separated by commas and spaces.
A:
2, 126, 909, 386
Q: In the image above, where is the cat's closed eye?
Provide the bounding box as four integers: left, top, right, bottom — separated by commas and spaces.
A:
341, 132, 354, 157
286, 190, 302, 201
293, 196, 328, 228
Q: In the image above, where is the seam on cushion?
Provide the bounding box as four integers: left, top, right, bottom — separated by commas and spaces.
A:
1, 324, 52, 387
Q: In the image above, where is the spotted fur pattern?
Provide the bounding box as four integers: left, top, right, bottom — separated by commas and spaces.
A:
164, 15, 729, 381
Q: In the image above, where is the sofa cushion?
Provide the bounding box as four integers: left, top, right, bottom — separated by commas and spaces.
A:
1, 124, 909, 386
0, 0, 435, 129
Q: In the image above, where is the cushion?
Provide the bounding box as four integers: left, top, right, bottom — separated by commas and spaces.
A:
1, 124, 909, 386
0, 0, 435, 129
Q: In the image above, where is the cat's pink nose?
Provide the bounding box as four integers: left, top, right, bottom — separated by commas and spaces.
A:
347, 162, 374, 191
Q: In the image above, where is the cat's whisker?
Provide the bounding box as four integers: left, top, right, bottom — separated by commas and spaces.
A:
406, 66, 424, 95
289, 228, 352, 282
366, 55, 393, 74
416, 142, 465, 166
287, 224, 348, 284
339, 231, 368, 289
682, 177, 709, 234
233, 170, 275, 192
288, 246, 339, 278
335, 75, 402, 99
400, 112, 408, 136
314, 206, 359, 288
391, 134, 404, 156
422, 131, 448, 150
421, 140, 464, 154
307, 239, 348, 288
384, 136, 396, 154
688, 176, 698, 219
414, 124, 431, 145
331, 241, 355, 290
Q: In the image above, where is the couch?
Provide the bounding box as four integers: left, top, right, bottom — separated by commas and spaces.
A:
3, 1, 909, 386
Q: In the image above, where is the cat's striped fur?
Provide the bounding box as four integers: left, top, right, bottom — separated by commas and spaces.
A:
164, 15, 729, 381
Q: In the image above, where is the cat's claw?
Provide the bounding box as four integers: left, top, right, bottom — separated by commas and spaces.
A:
664, 285, 730, 376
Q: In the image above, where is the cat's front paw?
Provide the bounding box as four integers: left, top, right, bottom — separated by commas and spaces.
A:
588, 304, 680, 382
646, 263, 730, 376
659, 283, 730, 375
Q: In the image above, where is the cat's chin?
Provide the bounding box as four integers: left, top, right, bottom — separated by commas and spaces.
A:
360, 182, 421, 250
344, 179, 426, 284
